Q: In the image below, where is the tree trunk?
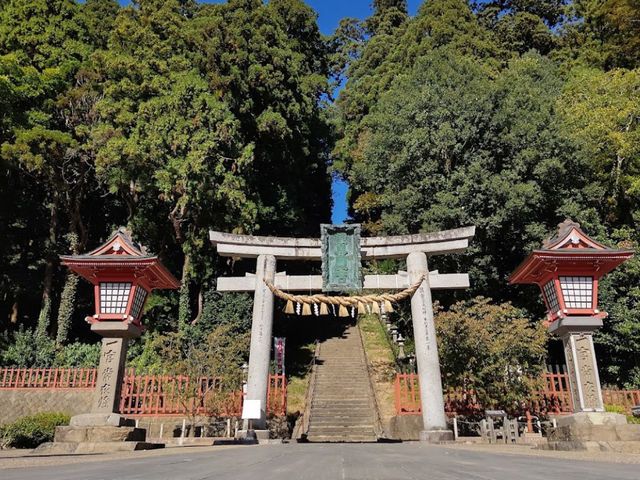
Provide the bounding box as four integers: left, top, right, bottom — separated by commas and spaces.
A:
56, 232, 81, 346
10, 297, 18, 324
178, 253, 191, 333
190, 286, 203, 326
37, 192, 58, 340
55, 271, 79, 346
36, 258, 54, 339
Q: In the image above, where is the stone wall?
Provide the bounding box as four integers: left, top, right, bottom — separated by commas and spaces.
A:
0, 390, 93, 424
386, 415, 423, 440
0, 391, 238, 438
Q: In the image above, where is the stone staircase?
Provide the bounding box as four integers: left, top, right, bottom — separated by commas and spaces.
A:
305, 323, 379, 442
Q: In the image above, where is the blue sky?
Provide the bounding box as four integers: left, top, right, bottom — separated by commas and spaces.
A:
115, 1, 424, 223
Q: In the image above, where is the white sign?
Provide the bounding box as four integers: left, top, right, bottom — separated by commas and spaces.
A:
242, 399, 262, 420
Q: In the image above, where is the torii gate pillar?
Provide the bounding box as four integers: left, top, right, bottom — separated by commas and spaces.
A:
407, 251, 452, 442
244, 254, 276, 432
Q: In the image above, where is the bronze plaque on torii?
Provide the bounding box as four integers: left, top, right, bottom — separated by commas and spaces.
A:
321, 224, 362, 292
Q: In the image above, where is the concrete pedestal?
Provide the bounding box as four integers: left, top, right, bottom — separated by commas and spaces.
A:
407, 252, 453, 443
244, 254, 277, 431
40, 322, 163, 453
550, 317, 605, 412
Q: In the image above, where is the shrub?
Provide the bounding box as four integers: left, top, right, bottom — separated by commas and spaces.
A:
434, 297, 549, 411
54, 341, 101, 367
604, 404, 627, 415
0, 412, 70, 449
604, 404, 640, 424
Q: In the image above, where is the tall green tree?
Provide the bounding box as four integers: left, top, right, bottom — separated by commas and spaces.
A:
90, 0, 332, 328
339, 50, 588, 310
559, 67, 640, 226
332, 0, 503, 180
558, 0, 640, 70
0, 0, 95, 340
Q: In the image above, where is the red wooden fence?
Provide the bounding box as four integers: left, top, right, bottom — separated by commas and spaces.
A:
395, 372, 640, 416
119, 371, 286, 417
394, 373, 421, 415
0, 368, 286, 417
602, 389, 640, 412
268, 373, 287, 417
0, 368, 97, 389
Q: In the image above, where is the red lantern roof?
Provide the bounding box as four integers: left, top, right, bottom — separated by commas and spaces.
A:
60, 228, 179, 289
509, 219, 633, 285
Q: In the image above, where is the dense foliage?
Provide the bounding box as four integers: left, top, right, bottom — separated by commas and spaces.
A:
0, 0, 331, 365
0, 0, 639, 390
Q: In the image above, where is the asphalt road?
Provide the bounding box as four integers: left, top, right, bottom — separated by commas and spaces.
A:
2, 442, 638, 480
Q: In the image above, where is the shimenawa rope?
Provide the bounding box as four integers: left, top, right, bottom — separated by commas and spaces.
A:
263, 275, 425, 316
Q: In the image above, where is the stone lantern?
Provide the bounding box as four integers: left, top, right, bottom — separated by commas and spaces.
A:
509, 220, 640, 451
510, 220, 632, 413
45, 228, 179, 453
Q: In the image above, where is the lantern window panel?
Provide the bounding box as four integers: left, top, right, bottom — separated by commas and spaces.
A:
542, 280, 560, 313
129, 286, 148, 320
99, 282, 132, 314
559, 276, 593, 309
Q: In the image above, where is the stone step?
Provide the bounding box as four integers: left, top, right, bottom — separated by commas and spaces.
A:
311, 401, 371, 412
316, 371, 367, 375
310, 412, 374, 418
308, 425, 376, 433
312, 397, 371, 402
309, 420, 375, 427
310, 407, 372, 413
305, 435, 378, 443
35, 441, 164, 454
312, 383, 368, 387
308, 428, 376, 437
313, 386, 370, 390
312, 389, 370, 394
309, 412, 375, 419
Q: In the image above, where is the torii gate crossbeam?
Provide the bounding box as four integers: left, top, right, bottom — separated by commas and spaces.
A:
210, 226, 475, 442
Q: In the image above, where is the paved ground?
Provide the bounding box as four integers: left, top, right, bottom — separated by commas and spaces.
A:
1, 442, 640, 479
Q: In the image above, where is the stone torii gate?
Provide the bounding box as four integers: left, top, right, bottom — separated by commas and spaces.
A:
210, 225, 475, 442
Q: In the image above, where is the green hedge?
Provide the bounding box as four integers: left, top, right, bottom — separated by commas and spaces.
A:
0, 412, 70, 449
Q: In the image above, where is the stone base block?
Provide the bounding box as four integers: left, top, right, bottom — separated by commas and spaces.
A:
545, 412, 640, 450
387, 415, 423, 441
549, 423, 640, 443
55, 426, 146, 443
542, 441, 640, 453
236, 429, 269, 443
34, 441, 164, 454
556, 412, 627, 427
70, 413, 135, 427
419, 429, 454, 443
